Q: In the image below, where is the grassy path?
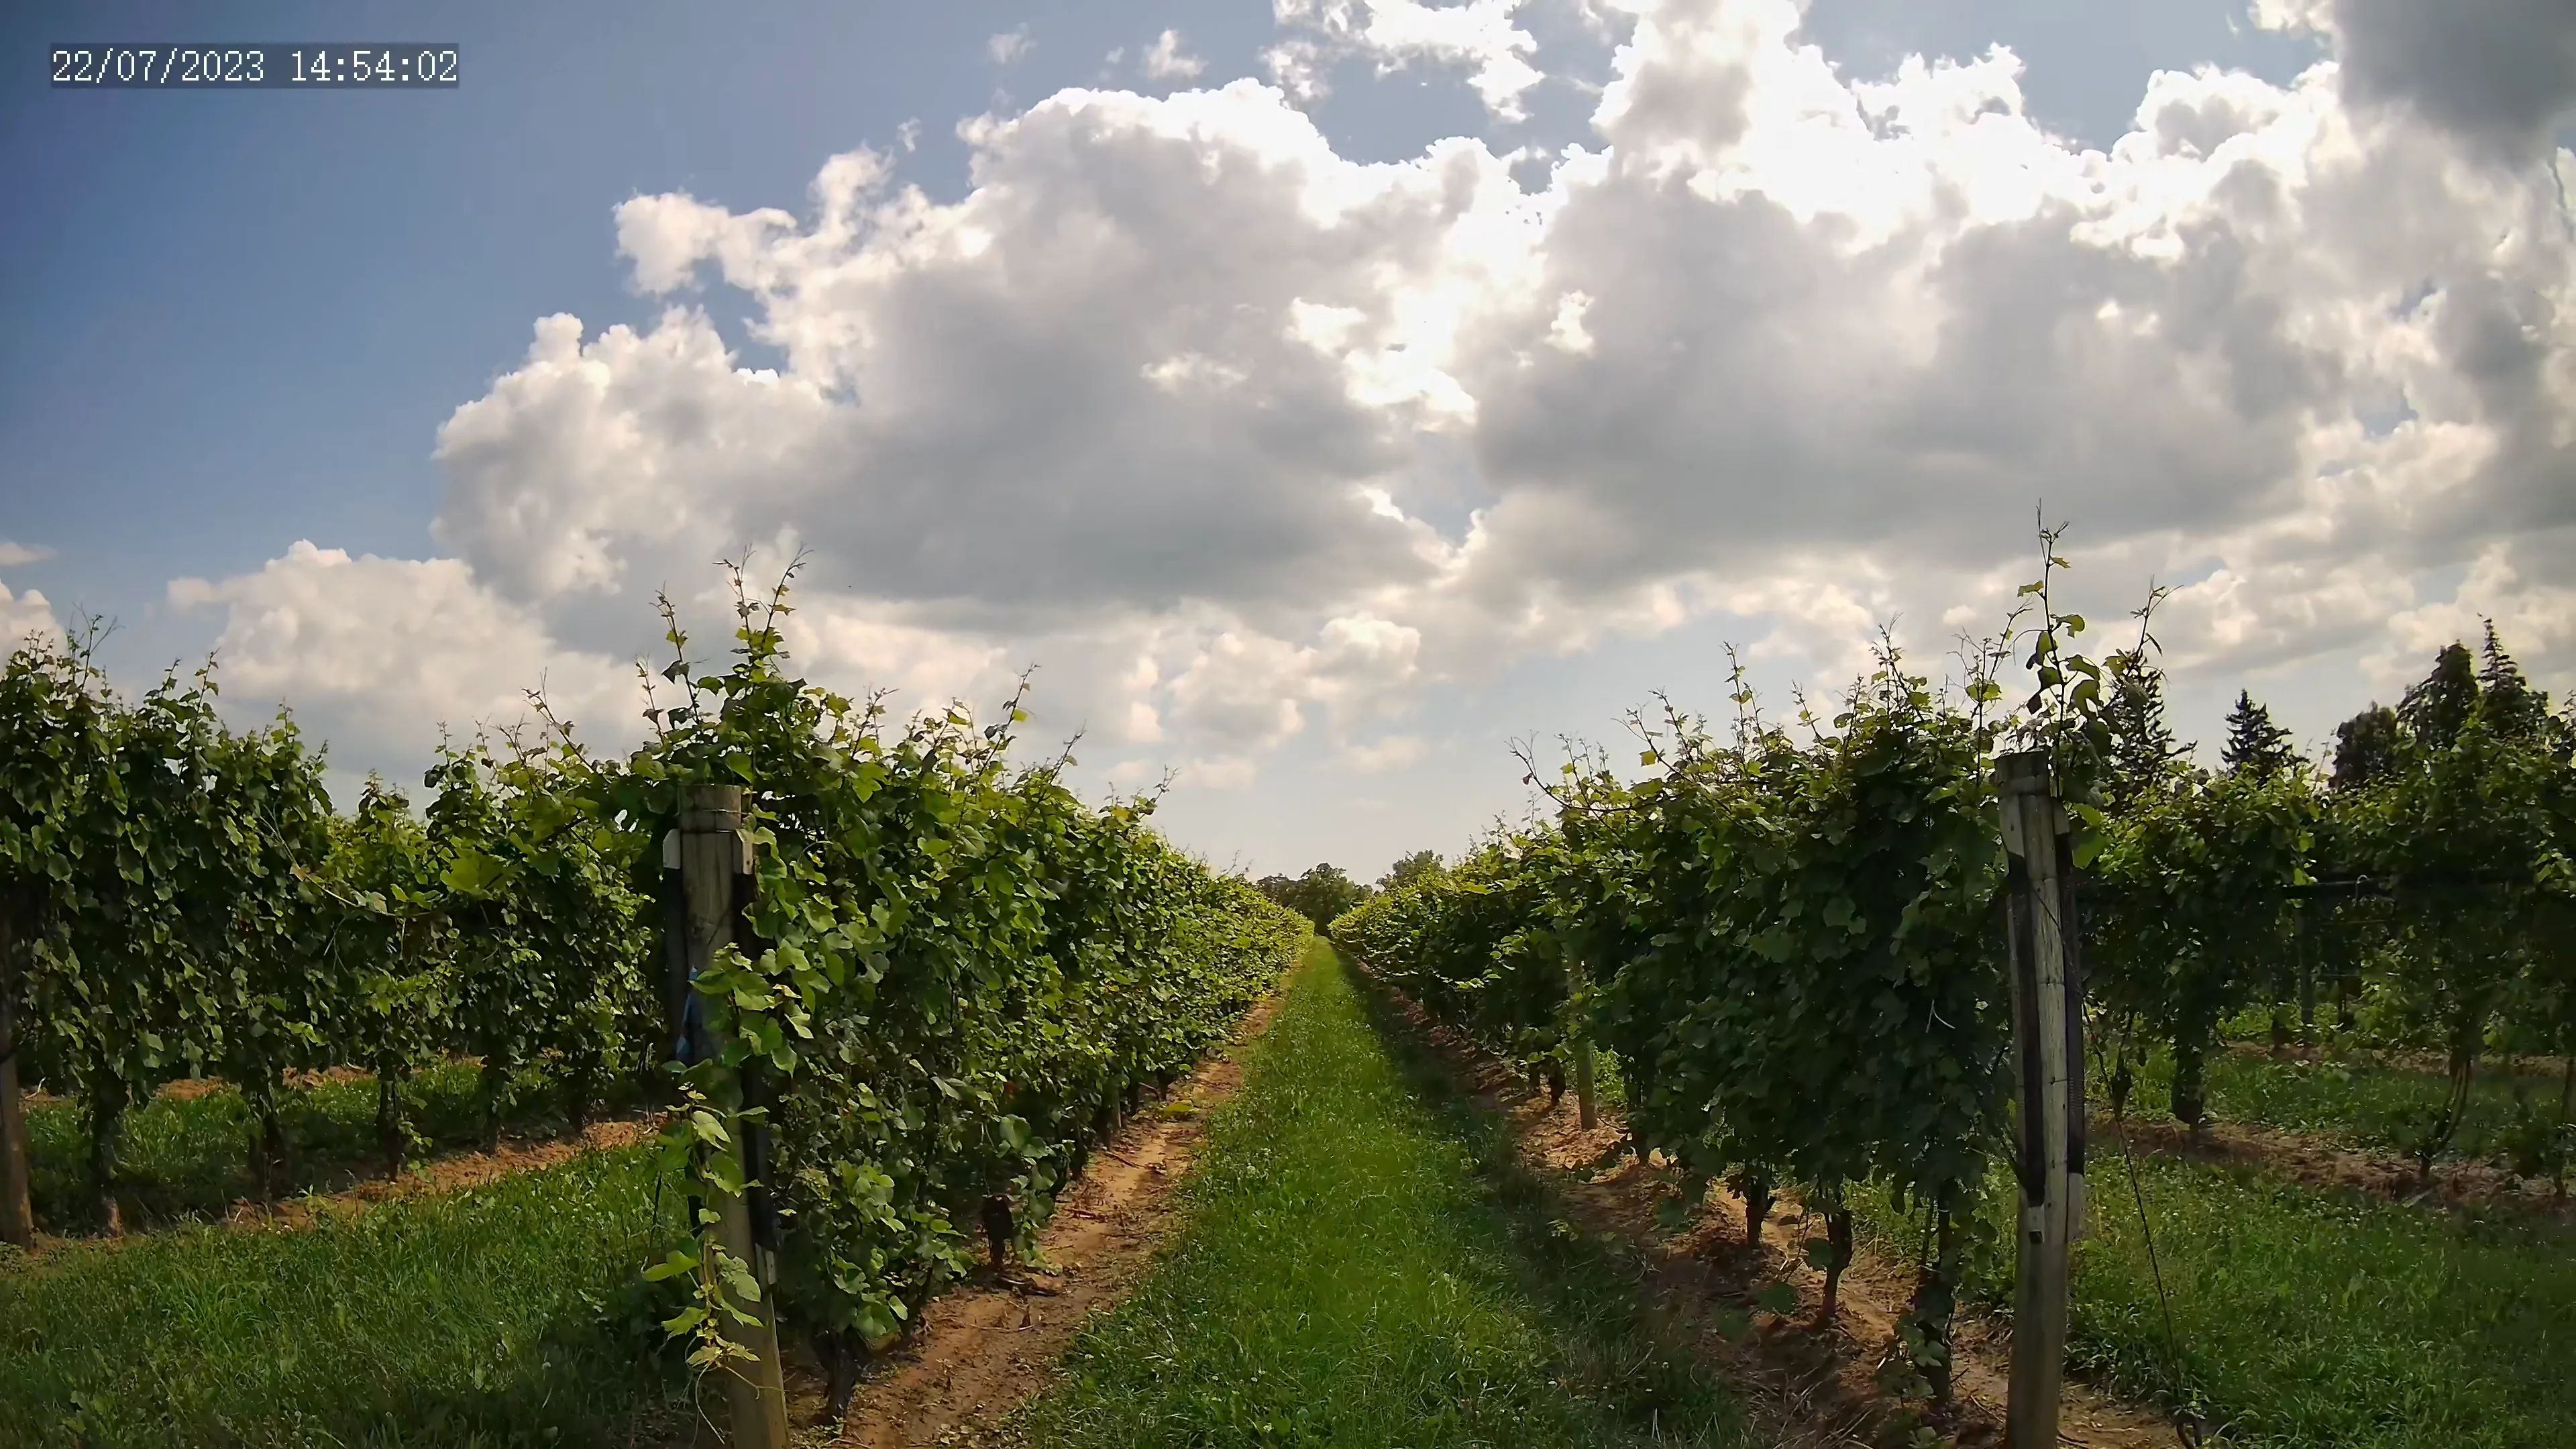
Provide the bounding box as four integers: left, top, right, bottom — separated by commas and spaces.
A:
24, 1058, 651, 1234
0, 1146, 692, 1447
1006, 944, 1752, 1449
1851, 1138, 2576, 1448
2121, 1041, 2563, 1171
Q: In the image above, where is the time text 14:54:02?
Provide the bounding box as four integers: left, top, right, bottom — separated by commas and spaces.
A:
49, 45, 460, 89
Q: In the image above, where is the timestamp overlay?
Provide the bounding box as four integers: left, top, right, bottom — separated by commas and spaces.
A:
50, 44, 460, 89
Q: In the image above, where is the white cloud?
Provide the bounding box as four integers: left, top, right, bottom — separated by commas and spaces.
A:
1179, 755, 1259, 791
988, 27, 1033, 66
1106, 757, 1163, 789
2255, 0, 2576, 159
1145, 30, 1205, 83
0, 541, 54, 568
577, 87, 1510, 629
1440, 0, 2573, 687
1165, 630, 1314, 751
785, 596, 1016, 714
1271, 1, 1548, 120
170, 541, 639, 765
2368, 541, 2576, 695
1545, 289, 1595, 353
1344, 734, 1427, 771
431, 310, 839, 602
1, 576, 54, 648
176, 0, 2576, 809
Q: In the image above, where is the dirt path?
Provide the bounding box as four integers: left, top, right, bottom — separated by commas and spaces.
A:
827, 995, 1282, 1449
1354, 966, 2182, 1449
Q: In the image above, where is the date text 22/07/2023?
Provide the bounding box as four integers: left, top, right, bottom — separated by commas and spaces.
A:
49, 44, 460, 89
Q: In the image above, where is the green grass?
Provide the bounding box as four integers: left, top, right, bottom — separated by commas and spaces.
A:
0, 1145, 694, 1447
1010, 943, 1751, 1449
25, 1059, 645, 1234
2114, 1043, 2564, 1168
1859, 1148, 2576, 1448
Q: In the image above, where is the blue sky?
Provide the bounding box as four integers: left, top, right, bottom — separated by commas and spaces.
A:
4, 1, 2570, 879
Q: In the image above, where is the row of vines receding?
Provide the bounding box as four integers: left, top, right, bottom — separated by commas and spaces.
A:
1329, 533, 2576, 1419
0, 636, 657, 1234
607, 572, 1308, 1403
0, 567, 1311, 1419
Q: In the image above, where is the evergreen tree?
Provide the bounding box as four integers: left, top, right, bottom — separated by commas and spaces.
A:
2220, 690, 2302, 782
2398, 641, 2480, 751
2102, 651, 2184, 808
2475, 621, 2551, 742
2331, 704, 2402, 791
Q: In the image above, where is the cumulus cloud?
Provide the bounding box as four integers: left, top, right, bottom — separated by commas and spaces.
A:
2367, 541, 2576, 693
180, 0, 2576, 796
785, 598, 1014, 714
1179, 755, 1258, 791
1344, 733, 1428, 771
1153, 610, 1424, 753
1443, 0, 2574, 692
170, 541, 640, 765
2256, 0, 2576, 158
1270, 1, 1547, 119
1, 576, 55, 647
987, 27, 1033, 66
1144, 30, 1205, 83
0, 541, 54, 568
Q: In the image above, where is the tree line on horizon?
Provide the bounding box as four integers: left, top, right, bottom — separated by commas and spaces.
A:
1254, 849, 1442, 930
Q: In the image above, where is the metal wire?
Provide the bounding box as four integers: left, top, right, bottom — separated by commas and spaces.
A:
2029, 820, 2202, 1448
2108, 1114, 2200, 1448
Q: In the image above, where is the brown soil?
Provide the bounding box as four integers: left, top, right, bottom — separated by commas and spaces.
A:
822, 995, 1284, 1449
2101, 1112, 2575, 1219
2219, 1036, 2570, 1083
1356, 967, 2182, 1449
34, 1063, 429, 1110
239, 1116, 665, 1228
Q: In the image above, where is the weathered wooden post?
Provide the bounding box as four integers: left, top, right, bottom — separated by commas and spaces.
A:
676, 785, 790, 1449
1998, 751, 2086, 1449
2296, 909, 2316, 1049
1574, 1032, 1598, 1131
1566, 947, 1598, 1130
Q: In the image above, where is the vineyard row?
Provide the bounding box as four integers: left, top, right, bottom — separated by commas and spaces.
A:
0, 575, 1311, 1414
1330, 587, 2575, 1402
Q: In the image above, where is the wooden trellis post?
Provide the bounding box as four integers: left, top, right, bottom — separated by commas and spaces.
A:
1998, 751, 2086, 1449
1574, 1031, 1598, 1131
1565, 943, 1598, 1130
674, 785, 790, 1449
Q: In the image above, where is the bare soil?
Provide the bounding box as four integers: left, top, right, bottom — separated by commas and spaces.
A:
238, 1116, 666, 1228
30, 1063, 436, 1110
1357, 967, 2182, 1449
2221, 1036, 2573, 1083
9, 1115, 664, 1260
2101, 1111, 2575, 1219
822, 996, 1283, 1448
796, 957, 2194, 1449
